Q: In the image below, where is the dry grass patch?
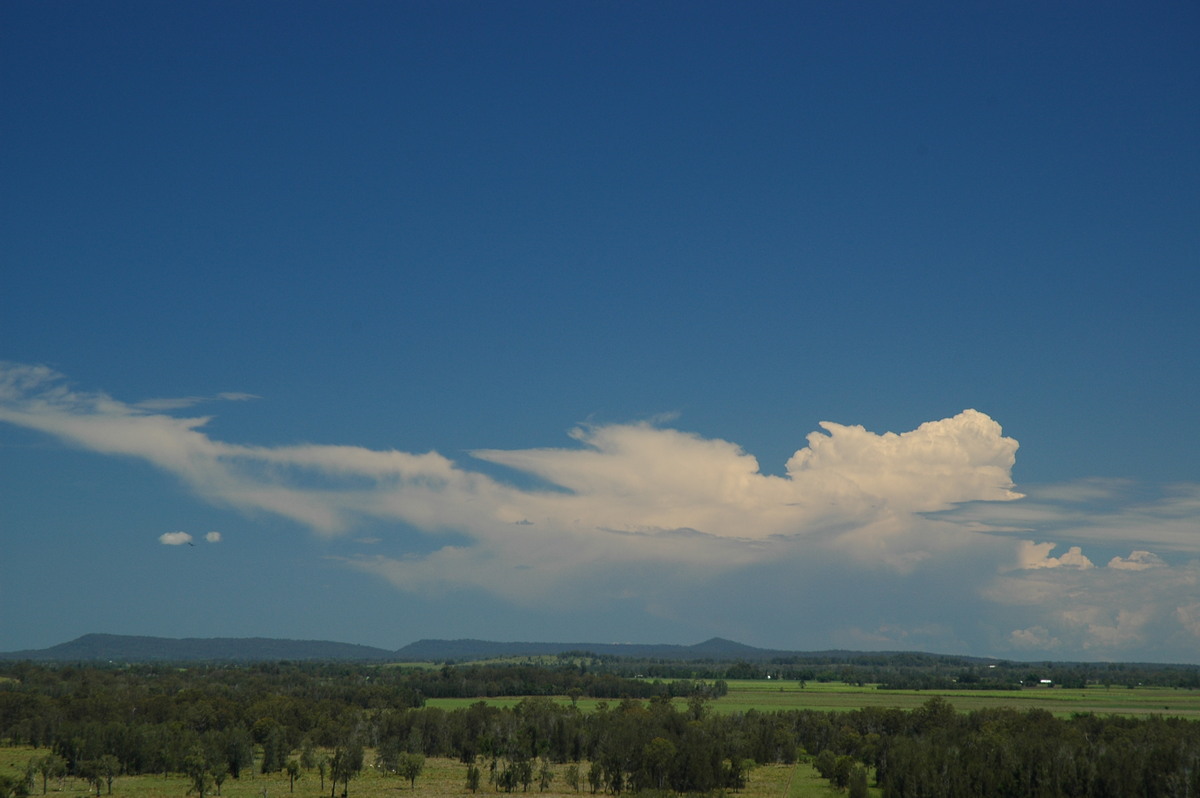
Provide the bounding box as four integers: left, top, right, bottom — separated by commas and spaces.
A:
0, 750, 876, 798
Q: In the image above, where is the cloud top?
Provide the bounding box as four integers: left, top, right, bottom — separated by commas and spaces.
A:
1018, 542, 1095, 570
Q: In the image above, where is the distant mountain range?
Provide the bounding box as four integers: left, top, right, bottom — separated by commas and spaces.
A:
0, 633, 984, 664
394, 636, 774, 661
0, 633, 396, 662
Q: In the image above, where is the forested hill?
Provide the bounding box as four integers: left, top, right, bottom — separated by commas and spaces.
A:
0, 633, 395, 662
1, 633, 991, 664
394, 636, 770, 661
2, 635, 771, 663
393, 637, 995, 664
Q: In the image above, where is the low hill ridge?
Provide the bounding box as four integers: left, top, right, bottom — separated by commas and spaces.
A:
2, 633, 999, 665
0, 633, 394, 662
394, 637, 790, 661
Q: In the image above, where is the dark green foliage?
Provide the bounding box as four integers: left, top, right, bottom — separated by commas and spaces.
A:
848, 764, 869, 798
876, 700, 1200, 798
29, 753, 65, 795
587, 760, 603, 793
814, 749, 837, 780
397, 752, 424, 788
1, 662, 1200, 797
466, 762, 482, 792
329, 742, 364, 797
0, 772, 30, 798
285, 759, 302, 792
373, 735, 401, 774
537, 757, 554, 791
564, 762, 580, 791
258, 721, 289, 773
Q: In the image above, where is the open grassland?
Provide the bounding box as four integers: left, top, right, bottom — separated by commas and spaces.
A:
0, 749, 870, 798
715, 679, 1200, 718
425, 680, 1200, 719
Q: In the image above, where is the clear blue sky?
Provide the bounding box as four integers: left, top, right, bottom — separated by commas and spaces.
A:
2, 1, 1198, 662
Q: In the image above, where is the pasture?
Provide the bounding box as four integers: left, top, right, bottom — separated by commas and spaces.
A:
423, 679, 1200, 719
0, 748, 864, 798
714, 679, 1200, 718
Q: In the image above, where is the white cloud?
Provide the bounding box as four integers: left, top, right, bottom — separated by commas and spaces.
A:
6, 362, 1200, 660
1064, 605, 1156, 651
0, 363, 1021, 554
1025, 478, 1132, 503
159, 531, 193, 546
951, 481, 1200, 554
1016, 541, 1094, 570
1009, 626, 1061, 650
1108, 550, 1164, 571
205, 531, 222, 543
1176, 603, 1200, 637
833, 623, 962, 651
984, 554, 1200, 657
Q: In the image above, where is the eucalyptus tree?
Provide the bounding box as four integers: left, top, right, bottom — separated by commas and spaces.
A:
97, 755, 119, 795
328, 742, 363, 798
285, 760, 302, 793
31, 753, 65, 795
397, 753, 425, 789
76, 760, 103, 798
183, 751, 213, 798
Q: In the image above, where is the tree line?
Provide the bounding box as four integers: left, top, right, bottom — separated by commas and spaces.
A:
603, 655, 1200, 691
2, 661, 1199, 798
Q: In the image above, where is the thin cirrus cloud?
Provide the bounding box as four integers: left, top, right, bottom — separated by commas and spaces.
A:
2, 361, 1198, 658
134, 392, 260, 412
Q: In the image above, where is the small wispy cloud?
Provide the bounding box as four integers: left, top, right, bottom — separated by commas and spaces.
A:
205, 531, 222, 543
159, 531, 193, 546
134, 392, 260, 411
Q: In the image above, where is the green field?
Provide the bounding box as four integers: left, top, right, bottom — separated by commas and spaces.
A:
424, 679, 1200, 719
715, 679, 1200, 718
0, 747, 866, 798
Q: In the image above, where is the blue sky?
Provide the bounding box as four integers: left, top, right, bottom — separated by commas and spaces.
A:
2, 1, 1198, 662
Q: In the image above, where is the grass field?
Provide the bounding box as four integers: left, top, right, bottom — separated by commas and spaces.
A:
423, 680, 1200, 719
0, 747, 868, 798
713, 679, 1200, 718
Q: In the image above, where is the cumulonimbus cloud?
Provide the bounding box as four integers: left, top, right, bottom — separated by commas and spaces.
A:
4, 362, 1198, 658
0, 362, 1020, 559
